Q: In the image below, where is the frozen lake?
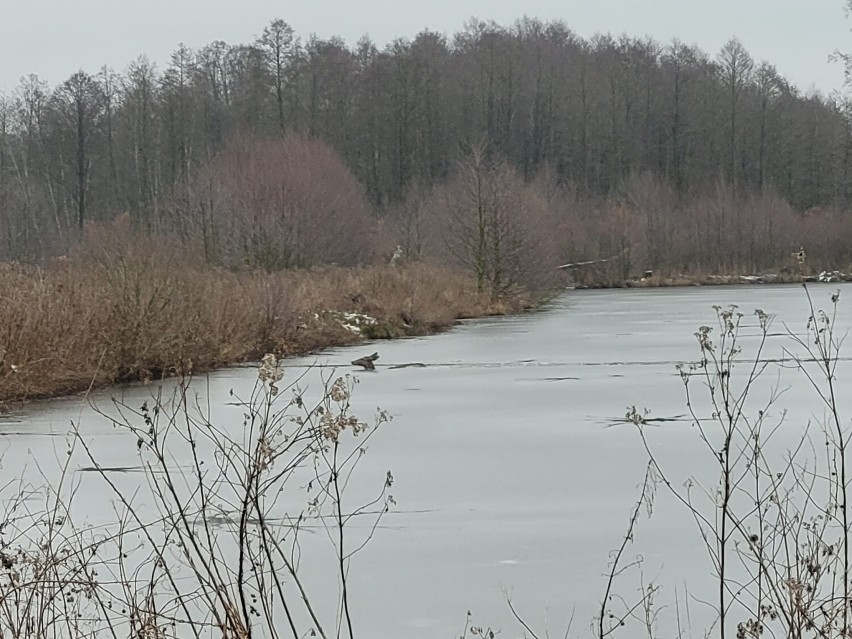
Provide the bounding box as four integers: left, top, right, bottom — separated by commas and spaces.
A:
3, 282, 851, 638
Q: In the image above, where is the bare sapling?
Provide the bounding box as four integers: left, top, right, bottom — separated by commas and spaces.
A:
0, 354, 394, 639
596, 460, 658, 639
630, 284, 850, 638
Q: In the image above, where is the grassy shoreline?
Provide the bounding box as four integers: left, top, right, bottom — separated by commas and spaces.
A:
571, 270, 851, 289
3, 246, 844, 408
0, 251, 525, 407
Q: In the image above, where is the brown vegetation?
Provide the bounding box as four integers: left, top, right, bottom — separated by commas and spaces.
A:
3, 17, 852, 272
0, 220, 512, 406
4, 17, 852, 404
555, 174, 852, 287
406, 144, 563, 298
173, 135, 375, 269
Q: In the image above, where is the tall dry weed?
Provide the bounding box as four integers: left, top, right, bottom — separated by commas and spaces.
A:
0, 223, 506, 404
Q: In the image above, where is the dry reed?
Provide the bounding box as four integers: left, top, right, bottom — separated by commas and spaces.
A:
0, 228, 511, 405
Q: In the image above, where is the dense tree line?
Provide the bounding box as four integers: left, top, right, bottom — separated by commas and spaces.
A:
0, 18, 850, 279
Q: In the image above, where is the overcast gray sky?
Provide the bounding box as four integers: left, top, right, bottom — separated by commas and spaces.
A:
1, 0, 850, 94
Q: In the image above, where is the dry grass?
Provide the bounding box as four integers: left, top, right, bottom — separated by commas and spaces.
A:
622, 270, 819, 288
0, 230, 512, 405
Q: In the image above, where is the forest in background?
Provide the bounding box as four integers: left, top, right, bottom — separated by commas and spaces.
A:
2, 17, 852, 287
6, 17, 852, 639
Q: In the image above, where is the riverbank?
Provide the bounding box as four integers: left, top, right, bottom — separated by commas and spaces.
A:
0, 249, 525, 406
5, 242, 845, 407
571, 269, 852, 289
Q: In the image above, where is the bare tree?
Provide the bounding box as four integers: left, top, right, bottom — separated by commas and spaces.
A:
718, 38, 754, 187
752, 62, 782, 192
429, 142, 558, 298
259, 19, 297, 135
192, 134, 374, 269
53, 71, 104, 230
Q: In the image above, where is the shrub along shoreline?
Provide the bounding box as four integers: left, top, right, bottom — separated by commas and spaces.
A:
0, 252, 526, 407
573, 271, 850, 289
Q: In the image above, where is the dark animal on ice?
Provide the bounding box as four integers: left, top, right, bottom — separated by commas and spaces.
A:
351, 352, 380, 370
